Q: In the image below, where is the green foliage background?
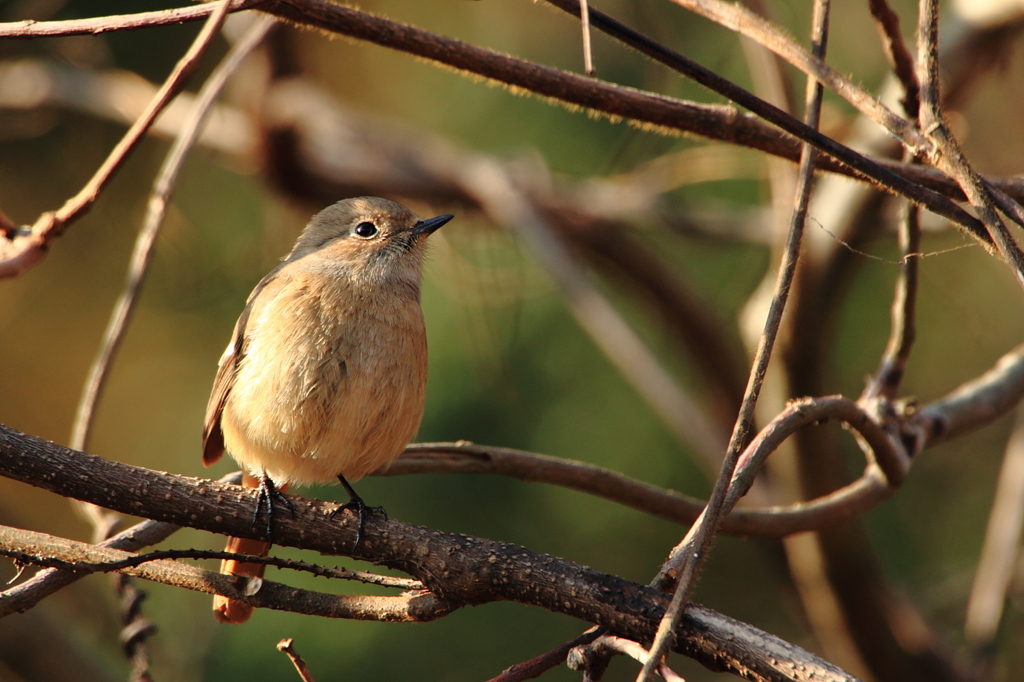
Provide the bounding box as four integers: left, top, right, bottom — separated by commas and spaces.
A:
2, 0, 1024, 680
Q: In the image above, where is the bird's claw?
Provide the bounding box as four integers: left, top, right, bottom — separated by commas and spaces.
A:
251, 474, 294, 541
330, 475, 386, 549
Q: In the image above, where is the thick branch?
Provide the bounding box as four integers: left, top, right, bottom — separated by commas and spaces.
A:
0, 424, 850, 681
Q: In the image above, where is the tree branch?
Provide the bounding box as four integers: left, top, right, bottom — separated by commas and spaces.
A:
534, 0, 984, 241
0, 525, 455, 624
868, 0, 920, 120
0, 0, 265, 39
0, 423, 854, 681
0, 0, 235, 278
660, 0, 928, 152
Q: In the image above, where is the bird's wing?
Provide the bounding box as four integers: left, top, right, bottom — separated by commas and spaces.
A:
202, 263, 289, 466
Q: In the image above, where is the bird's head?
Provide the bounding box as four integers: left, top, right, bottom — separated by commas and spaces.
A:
288, 196, 453, 288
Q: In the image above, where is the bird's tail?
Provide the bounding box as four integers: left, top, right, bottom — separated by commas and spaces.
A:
213, 473, 288, 624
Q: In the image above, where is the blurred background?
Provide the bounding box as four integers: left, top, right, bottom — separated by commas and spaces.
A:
1, 0, 1024, 680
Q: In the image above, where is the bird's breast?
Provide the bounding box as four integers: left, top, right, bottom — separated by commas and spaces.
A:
221, 276, 428, 486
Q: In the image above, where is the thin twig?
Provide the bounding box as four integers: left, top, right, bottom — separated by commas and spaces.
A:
964, 405, 1024, 648
0, 0, 265, 38
868, 0, 920, 119
865, 202, 921, 400
486, 628, 602, 682
5, 546, 422, 589
729, 396, 908, 505
580, 0, 595, 76
0, 0, 235, 278
985, 181, 1024, 232
637, 2, 830, 679
278, 639, 318, 682
569, 635, 685, 681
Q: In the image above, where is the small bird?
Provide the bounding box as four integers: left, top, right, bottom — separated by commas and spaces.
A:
202, 196, 452, 624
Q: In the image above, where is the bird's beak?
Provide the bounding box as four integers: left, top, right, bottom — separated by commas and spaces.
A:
411, 214, 454, 236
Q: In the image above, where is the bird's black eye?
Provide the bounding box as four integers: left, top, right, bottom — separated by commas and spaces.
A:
354, 221, 378, 238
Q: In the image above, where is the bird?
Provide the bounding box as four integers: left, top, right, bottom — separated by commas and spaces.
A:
202, 196, 452, 624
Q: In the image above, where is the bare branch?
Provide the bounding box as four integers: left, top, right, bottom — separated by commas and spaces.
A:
570, 635, 685, 682
537, 0, 984, 240
579, 0, 594, 76
278, 639, 318, 682
665, 0, 928, 151
909, 344, 1024, 447
733, 395, 908, 502
0, 424, 857, 680
393, 443, 891, 538
865, 203, 921, 400
0, 525, 456, 624
0, 0, 265, 39
0, 0, 235, 278
987, 181, 1024, 231
868, 0, 921, 119
0, 473, 240, 616
486, 628, 601, 682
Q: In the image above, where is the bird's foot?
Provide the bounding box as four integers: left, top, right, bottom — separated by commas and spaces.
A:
329, 475, 386, 549
252, 473, 294, 542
